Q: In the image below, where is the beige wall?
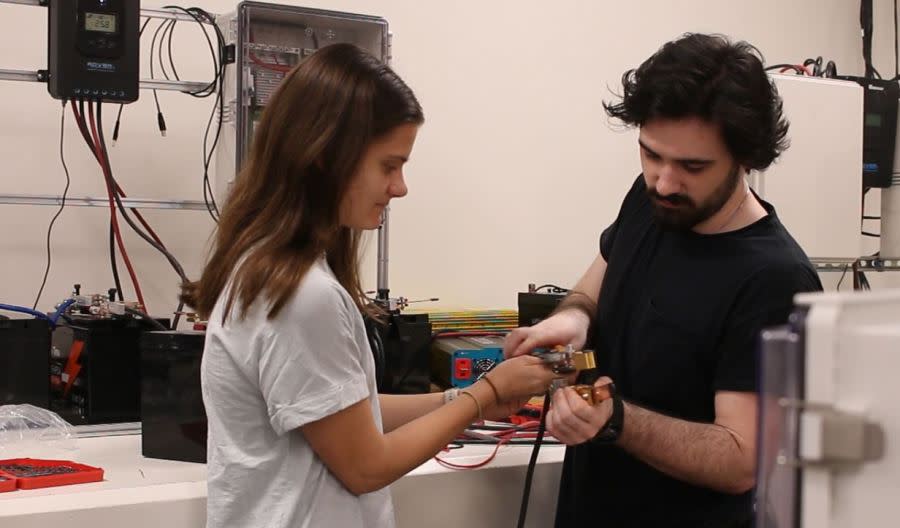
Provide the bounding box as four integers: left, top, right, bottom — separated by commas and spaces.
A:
0, 0, 893, 322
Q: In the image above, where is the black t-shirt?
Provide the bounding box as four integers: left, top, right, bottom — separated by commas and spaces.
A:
554, 175, 822, 528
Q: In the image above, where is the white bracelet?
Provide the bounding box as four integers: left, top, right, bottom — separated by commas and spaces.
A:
443, 388, 460, 404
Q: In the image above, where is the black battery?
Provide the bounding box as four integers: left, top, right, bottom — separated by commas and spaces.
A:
518, 291, 566, 327
50, 315, 168, 425
371, 313, 432, 394
0, 318, 51, 407
140, 331, 207, 463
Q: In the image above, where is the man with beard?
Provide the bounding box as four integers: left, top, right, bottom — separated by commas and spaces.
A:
504, 33, 822, 528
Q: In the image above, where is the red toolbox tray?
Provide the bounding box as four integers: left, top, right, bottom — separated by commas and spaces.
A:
0, 458, 104, 490
0, 474, 15, 493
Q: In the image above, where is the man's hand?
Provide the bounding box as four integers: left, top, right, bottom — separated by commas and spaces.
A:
503, 309, 591, 359
546, 380, 614, 445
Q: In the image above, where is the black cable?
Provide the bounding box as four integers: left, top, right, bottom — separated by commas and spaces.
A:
863, 215, 881, 220
164, 6, 220, 97
172, 300, 184, 330
109, 223, 124, 301
73, 99, 100, 163
804, 56, 824, 76
857, 270, 872, 291
516, 391, 551, 528
167, 19, 180, 81
189, 6, 226, 221
125, 307, 169, 331
158, 19, 177, 81
862, 231, 881, 237
533, 284, 569, 293
33, 102, 72, 311
96, 102, 190, 284
162, 5, 224, 221
113, 17, 153, 144
862, 0, 875, 78
836, 264, 850, 291
149, 19, 167, 136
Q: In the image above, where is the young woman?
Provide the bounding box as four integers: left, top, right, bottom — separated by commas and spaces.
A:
182, 43, 558, 528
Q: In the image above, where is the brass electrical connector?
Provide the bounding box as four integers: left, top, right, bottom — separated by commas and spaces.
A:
531, 344, 596, 375
571, 377, 614, 406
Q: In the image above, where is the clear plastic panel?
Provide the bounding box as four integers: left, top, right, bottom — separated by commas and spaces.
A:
756, 324, 804, 528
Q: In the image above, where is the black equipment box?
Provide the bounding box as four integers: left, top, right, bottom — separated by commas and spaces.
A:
0, 318, 52, 408
50, 315, 167, 425
140, 331, 207, 463
517, 291, 566, 327
369, 313, 432, 394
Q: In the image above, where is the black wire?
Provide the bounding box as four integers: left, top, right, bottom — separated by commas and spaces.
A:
74, 99, 100, 162
863, 215, 881, 220
159, 19, 177, 81
162, 6, 224, 221
164, 6, 220, 97
172, 300, 184, 330
96, 102, 190, 284
69, 99, 125, 299
862, 231, 881, 237
862, 0, 875, 78
167, 19, 180, 81
124, 307, 169, 331
33, 102, 72, 311
149, 19, 167, 114
151, 19, 170, 80
517, 391, 551, 528
533, 284, 569, 293
836, 264, 849, 291
113, 18, 153, 144
109, 222, 124, 301
189, 6, 226, 220
857, 270, 872, 291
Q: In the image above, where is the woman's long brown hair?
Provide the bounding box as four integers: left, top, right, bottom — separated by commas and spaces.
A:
181, 43, 423, 322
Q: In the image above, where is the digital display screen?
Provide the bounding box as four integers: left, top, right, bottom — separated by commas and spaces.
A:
865, 113, 883, 127
85, 13, 116, 33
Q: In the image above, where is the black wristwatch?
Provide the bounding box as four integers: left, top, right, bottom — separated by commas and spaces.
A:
591, 382, 624, 444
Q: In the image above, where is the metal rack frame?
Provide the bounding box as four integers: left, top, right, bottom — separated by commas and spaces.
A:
0, 0, 220, 212
811, 257, 900, 290
1, 0, 396, 296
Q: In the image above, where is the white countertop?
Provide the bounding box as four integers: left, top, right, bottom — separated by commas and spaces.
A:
0, 433, 566, 527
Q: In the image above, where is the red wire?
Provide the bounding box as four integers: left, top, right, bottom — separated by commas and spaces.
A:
433, 437, 509, 470
111, 182, 166, 248
780, 64, 812, 75
86, 102, 147, 310
434, 423, 547, 470
249, 53, 292, 73
69, 102, 166, 249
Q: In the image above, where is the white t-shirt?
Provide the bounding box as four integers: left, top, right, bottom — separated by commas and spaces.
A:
202, 257, 395, 528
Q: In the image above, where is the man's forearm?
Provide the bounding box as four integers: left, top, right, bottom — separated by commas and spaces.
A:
617, 402, 756, 494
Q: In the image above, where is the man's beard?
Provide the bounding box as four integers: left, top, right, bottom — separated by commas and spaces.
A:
647, 165, 742, 232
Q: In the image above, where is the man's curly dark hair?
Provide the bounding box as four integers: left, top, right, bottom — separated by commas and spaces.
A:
604, 33, 790, 171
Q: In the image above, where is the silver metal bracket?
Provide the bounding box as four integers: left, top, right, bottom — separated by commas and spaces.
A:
779, 398, 885, 467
